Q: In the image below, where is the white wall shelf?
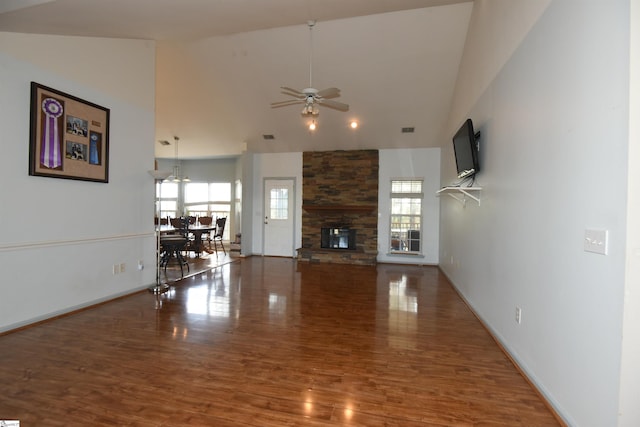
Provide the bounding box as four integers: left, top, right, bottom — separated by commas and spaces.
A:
436, 186, 482, 206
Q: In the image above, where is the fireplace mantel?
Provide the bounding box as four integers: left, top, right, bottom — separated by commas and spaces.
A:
303, 204, 376, 213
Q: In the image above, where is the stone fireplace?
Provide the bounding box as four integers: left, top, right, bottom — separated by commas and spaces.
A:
298, 150, 378, 265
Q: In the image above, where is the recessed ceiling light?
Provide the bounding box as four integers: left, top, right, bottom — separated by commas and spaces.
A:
350, 120, 358, 129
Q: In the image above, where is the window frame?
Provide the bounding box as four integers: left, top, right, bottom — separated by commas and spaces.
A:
157, 181, 179, 219
389, 179, 423, 255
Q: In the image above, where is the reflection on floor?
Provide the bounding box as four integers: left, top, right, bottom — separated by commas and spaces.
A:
162, 247, 239, 282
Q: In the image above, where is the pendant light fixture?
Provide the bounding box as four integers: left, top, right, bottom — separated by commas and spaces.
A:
171, 136, 190, 182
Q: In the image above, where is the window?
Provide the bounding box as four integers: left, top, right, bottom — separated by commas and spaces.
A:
155, 181, 232, 240
184, 183, 209, 217
390, 179, 422, 253
269, 188, 289, 220
184, 182, 232, 240
183, 182, 231, 217
157, 182, 178, 218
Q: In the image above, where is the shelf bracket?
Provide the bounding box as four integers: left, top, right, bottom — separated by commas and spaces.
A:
436, 186, 482, 206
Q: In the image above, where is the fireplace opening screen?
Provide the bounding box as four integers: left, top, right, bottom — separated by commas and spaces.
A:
321, 228, 356, 250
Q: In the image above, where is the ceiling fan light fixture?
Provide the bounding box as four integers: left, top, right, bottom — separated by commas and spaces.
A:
301, 103, 319, 116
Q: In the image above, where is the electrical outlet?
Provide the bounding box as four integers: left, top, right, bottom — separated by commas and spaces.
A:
112, 264, 119, 275
120, 263, 126, 273
137, 260, 144, 271
515, 306, 522, 324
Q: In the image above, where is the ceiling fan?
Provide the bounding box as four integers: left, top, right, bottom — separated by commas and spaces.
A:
270, 20, 349, 116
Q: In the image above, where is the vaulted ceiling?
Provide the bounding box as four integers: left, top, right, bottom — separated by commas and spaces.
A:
0, 0, 473, 158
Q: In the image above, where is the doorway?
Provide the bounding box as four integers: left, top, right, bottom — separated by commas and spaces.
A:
263, 178, 295, 257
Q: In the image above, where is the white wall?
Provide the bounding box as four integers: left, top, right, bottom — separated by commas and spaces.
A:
249, 152, 303, 256
439, 1, 630, 425
618, 0, 640, 424
446, 0, 551, 132
240, 152, 254, 256
0, 33, 156, 332
175, 157, 238, 183
0, 33, 155, 112
377, 148, 440, 265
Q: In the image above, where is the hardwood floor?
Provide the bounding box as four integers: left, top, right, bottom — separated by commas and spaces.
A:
0, 258, 560, 426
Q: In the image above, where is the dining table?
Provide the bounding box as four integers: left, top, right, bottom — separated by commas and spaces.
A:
159, 223, 216, 257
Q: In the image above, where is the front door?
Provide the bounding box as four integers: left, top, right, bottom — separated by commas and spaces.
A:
263, 178, 295, 257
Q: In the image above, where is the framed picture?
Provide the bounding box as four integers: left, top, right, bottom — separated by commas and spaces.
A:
29, 82, 110, 183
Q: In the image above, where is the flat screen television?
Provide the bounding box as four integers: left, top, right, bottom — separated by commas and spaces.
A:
452, 118, 480, 179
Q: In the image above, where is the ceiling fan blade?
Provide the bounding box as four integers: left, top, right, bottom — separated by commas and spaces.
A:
280, 86, 304, 95
280, 90, 304, 99
271, 99, 304, 108
316, 87, 340, 99
318, 99, 349, 112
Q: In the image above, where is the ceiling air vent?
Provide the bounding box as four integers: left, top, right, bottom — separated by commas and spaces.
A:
401, 127, 415, 133
262, 134, 275, 140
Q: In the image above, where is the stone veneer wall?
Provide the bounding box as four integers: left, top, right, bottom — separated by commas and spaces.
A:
298, 150, 378, 265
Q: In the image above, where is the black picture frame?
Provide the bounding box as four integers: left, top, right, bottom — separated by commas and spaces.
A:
29, 82, 110, 183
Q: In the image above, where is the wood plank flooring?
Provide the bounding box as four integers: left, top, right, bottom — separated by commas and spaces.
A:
0, 257, 560, 426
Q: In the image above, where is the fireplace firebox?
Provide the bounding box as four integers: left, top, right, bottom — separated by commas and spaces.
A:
321, 228, 357, 250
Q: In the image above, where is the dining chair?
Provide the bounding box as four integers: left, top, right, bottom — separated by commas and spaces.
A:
169, 217, 193, 255
198, 216, 214, 249
159, 235, 190, 278
155, 217, 169, 225
198, 216, 213, 226
212, 217, 227, 254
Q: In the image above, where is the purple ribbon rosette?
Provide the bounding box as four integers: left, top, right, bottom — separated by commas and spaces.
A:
41, 97, 64, 168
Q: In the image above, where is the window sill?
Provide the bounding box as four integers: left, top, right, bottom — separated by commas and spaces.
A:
386, 251, 424, 257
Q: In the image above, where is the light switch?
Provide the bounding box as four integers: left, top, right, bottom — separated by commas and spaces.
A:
584, 229, 608, 255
